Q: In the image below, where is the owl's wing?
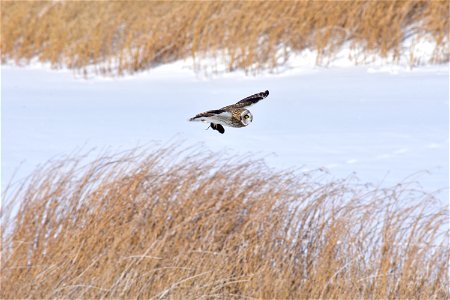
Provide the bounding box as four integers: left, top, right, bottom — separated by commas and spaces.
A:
189, 109, 232, 124
223, 90, 269, 109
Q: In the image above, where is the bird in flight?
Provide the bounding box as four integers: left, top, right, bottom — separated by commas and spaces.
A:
189, 90, 269, 134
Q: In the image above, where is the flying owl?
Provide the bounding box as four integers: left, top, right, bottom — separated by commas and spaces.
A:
189, 90, 269, 134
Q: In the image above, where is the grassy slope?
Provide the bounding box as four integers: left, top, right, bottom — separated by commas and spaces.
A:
2, 148, 448, 299
1, 1, 448, 75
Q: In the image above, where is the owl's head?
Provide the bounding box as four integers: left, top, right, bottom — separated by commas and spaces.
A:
240, 110, 253, 126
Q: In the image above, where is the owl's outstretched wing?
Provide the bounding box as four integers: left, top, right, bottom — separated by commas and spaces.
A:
223, 90, 269, 109
189, 109, 232, 124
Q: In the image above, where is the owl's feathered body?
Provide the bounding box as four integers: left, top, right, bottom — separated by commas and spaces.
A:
190, 108, 249, 128
189, 90, 269, 134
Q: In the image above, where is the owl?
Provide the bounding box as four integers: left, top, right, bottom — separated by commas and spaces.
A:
189, 90, 269, 134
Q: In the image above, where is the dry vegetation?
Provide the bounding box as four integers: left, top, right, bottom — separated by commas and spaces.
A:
1, 1, 448, 75
1, 147, 448, 299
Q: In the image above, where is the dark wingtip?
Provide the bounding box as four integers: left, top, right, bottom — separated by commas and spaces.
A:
211, 123, 225, 134
264, 90, 269, 97
213, 123, 225, 134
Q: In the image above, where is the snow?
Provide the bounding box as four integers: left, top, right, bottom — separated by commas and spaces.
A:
1, 54, 449, 205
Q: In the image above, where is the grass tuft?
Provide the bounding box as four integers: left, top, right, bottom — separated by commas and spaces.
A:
1, 147, 448, 298
1, 1, 448, 76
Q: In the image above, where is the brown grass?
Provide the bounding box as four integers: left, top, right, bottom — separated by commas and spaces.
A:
1, 1, 448, 76
1, 146, 448, 299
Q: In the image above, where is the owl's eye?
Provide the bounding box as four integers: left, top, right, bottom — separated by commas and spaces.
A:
244, 115, 249, 119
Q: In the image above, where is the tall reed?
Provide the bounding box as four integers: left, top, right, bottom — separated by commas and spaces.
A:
2, 147, 448, 298
1, 1, 448, 75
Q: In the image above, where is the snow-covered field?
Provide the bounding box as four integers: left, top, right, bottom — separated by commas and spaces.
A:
2, 59, 449, 205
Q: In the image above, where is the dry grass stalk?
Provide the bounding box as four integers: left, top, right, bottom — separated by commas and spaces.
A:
1, 1, 448, 76
1, 147, 448, 299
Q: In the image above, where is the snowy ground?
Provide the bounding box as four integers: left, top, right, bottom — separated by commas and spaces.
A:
1, 60, 449, 205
